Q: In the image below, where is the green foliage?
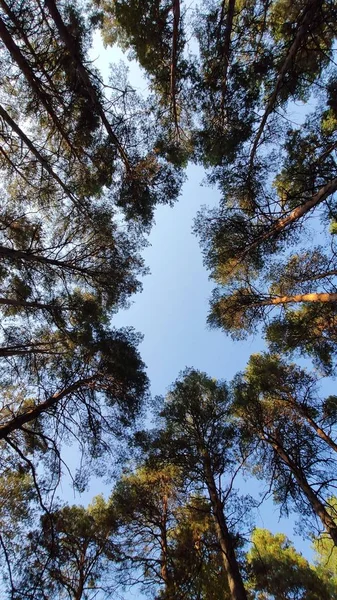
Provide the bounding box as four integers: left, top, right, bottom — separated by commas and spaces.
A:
247, 528, 333, 599
14, 498, 118, 599
313, 497, 337, 594
2, 0, 337, 597
232, 356, 337, 531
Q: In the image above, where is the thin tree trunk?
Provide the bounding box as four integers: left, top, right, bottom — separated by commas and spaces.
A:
0, 297, 55, 310
229, 177, 337, 278
0, 14, 80, 159
293, 403, 337, 454
0, 376, 97, 439
249, 0, 320, 167
0, 104, 77, 204
0, 244, 101, 277
257, 292, 337, 306
203, 453, 247, 600
0, 0, 65, 100
266, 435, 337, 546
159, 492, 172, 595
290, 268, 337, 285
74, 555, 86, 600
0, 344, 61, 357
170, 0, 180, 137
44, 0, 130, 170
219, 0, 236, 122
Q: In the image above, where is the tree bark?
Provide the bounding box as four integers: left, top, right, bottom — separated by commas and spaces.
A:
0, 376, 97, 440
0, 0, 61, 95
266, 434, 337, 546
219, 0, 236, 122
0, 342, 60, 357
0, 297, 55, 310
229, 177, 337, 278
257, 292, 337, 306
203, 453, 248, 600
44, 0, 130, 170
0, 14, 80, 159
0, 244, 102, 278
293, 403, 337, 454
0, 104, 77, 203
170, 0, 180, 137
249, 0, 321, 167
159, 492, 173, 595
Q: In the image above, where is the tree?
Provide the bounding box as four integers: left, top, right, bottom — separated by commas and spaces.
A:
313, 497, 337, 596
151, 369, 250, 600
97, 0, 195, 165
168, 496, 230, 600
110, 464, 230, 599
247, 528, 333, 599
0, 0, 183, 224
237, 352, 337, 455
0, 469, 37, 594
193, 0, 337, 366
13, 497, 118, 600
232, 358, 337, 545
0, 0, 168, 518
111, 464, 185, 598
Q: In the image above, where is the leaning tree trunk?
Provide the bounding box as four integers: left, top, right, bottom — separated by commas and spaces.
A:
0, 376, 97, 440
267, 435, 337, 546
257, 292, 337, 307
231, 177, 337, 277
203, 452, 248, 600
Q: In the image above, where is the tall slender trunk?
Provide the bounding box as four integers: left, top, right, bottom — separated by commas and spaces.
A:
203, 453, 247, 600
170, 0, 180, 137
229, 177, 337, 278
0, 104, 77, 204
0, 376, 97, 439
249, 0, 320, 167
0, 244, 100, 277
0, 344, 61, 357
0, 0, 62, 96
266, 435, 337, 545
74, 552, 86, 600
44, 0, 130, 170
159, 492, 171, 594
0, 297, 54, 310
291, 401, 337, 454
256, 292, 337, 306
219, 0, 236, 122
0, 15, 80, 159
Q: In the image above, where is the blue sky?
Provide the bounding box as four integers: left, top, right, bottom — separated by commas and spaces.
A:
113, 164, 265, 396
110, 164, 315, 560
67, 32, 326, 567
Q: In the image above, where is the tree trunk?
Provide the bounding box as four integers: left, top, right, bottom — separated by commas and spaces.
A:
267, 435, 337, 546
0, 297, 55, 310
170, 0, 180, 136
0, 342, 61, 357
294, 404, 337, 454
0, 244, 100, 277
159, 492, 173, 596
44, 0, 130, 170
257, 292, 337, 306
219, 0, 236, 121
249, 0, 321, 166
203, 453, 248, 600
0, 104, 76, 203
0, 14, 79, 159
229, 177, 337, 278
0, 0, 62, 97
0, 376, 97, 439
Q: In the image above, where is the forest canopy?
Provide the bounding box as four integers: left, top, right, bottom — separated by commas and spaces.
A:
0, 0, 337, 599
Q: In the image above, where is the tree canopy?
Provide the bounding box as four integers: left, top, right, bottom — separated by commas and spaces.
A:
1, 0, 337, 599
